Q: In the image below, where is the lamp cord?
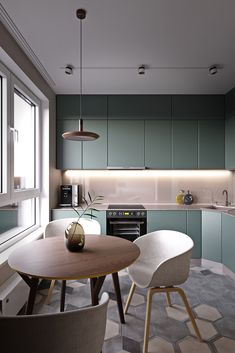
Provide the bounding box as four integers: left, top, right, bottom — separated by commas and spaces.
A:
79, 16, 83, 130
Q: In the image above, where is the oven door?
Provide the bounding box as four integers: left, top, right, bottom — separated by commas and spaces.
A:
107, 218, 146, 242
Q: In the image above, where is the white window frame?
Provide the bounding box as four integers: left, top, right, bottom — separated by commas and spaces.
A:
0, 61, 41, 251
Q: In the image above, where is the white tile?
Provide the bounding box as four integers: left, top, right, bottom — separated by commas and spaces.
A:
123, 293, 145, 306
166, 304, 189, 322
148, 336, 174, 353
105, 319, 120, 340
179, 336, 211, 353
194, 304, 222, 321
187, 318, 217, 340
214, 337, 235, 353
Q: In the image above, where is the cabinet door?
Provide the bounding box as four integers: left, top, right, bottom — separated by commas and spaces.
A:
51, 209, 106, 234
57, 120, 82, 170
83, 120, 107, 169
225, 116, 235, 169
198, 120, 225, 169
202, 211, 221, 262
172, 120, 198, 169
108, 120, 145, 168
222, 214, 235, 272
145, 120, 172, 169
187, 211, 201, 259
147, 211, 187, 233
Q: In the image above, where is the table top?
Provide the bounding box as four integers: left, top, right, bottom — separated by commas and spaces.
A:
8, 235, 140, 280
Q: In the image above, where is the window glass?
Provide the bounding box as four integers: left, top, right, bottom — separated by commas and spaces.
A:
0, 76, 2, 193
14, 90, 36, 190
0, 198, 36, 246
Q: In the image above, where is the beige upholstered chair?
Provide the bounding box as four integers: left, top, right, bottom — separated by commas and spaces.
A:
124, 230, 202, 353
44, 218, 101, 304
0, 292, 109, 353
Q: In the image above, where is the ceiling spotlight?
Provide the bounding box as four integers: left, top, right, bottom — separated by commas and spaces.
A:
209, 65, 217, 75
138, 65, 145, 75
65, 65, 73, 75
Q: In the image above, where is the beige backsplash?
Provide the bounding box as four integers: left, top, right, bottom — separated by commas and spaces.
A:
62, 170, 235, 205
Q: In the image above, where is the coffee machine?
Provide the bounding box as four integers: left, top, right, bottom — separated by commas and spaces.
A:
60, 185, 80, 206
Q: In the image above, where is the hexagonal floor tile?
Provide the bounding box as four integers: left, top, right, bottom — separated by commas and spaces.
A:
194, 304, 222, 321
214, 337, 235, 353
124, 293, 145, 307
148, 336, 174, 353
105, 319, 120, 340
179, 336, 211, 353
166, 304, 189, 322
115, 351, 130, 353
187, 318, 218, 340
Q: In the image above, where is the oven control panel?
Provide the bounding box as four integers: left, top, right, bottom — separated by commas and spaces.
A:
107, 210, 147, 218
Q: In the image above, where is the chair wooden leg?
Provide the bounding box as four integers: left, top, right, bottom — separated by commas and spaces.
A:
176, 287, 202, 341
166, 291, 172, 306
143, 288, 153, 353
124, 282, 136, 314
45, 280, 56, 305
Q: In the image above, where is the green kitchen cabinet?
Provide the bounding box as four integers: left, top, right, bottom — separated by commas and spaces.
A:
198, 120, 225, 169
51, 209, 106, 234
56, 95, 107, 120
57, 120, 82, 169
145, 120, 172, 169
107, 120, 145, 168
202, 211, 221, 262
225, 88, 235, 169
172, 95, 225, 120
187, 211, 201, 258
147, 211, 187, 233
83, 120, 107, 169
222, 213, 235, 273
108, 95, 171, 119
172, 120, 198, 169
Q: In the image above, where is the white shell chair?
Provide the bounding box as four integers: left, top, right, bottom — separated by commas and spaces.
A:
44, 218, 101, 304
0, 292, 109, 353
124, 230, 202, 353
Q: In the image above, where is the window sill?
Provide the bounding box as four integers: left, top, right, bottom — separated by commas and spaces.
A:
0, 227, 44, 267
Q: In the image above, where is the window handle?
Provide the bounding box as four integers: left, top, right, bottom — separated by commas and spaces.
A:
10, 127, 19, 142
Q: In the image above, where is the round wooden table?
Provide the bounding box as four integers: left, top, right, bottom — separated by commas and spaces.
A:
8, 235, 140, 318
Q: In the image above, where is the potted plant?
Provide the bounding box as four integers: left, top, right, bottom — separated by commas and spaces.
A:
65, 192, 103, 252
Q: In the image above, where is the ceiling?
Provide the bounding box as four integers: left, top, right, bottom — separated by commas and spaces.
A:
1, 0, 235, 94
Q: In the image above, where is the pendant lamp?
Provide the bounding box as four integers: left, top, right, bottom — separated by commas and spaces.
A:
62, 9, 99, 141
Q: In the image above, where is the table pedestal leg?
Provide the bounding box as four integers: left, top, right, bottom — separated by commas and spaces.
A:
112, 272, 125, 324
19, 274, 39, 315
90, 276, 106, 306
60, 280, 66, 312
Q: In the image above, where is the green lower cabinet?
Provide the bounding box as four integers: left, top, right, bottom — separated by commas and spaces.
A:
83, 120, 107, 169
51, 209, 106, 234
222, 213, 235, 273
57, 120, 82, 169
187, 211, 201, 259
202, 211, 222, 262
147, 211, 187, 233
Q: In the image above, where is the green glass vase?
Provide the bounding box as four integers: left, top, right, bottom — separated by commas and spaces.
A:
65, 221, 85, 252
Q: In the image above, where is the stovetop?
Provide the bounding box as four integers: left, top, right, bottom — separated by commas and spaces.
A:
108, 204, 145, 210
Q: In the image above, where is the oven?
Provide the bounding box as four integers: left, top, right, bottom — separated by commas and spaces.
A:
106, 204, 147, 242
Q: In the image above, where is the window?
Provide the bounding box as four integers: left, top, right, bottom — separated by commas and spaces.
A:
0, 62, 41, 251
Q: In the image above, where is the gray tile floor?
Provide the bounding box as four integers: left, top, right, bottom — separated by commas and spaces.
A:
34, 266, 235, 353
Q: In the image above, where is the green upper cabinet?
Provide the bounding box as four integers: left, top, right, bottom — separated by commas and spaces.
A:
108, 95, 171, 119
107, 120, 145, 168
172, 120, 198, 169
56, 95, 107, 119
57, 120, 82, 169
145, 120, 172, 169
198, 120, 225, 169
225, 88, 235, 169
202, 211, 222, 262
172, 95, 225, 119
83, 120, 107, 169
221, 213, 235, 273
